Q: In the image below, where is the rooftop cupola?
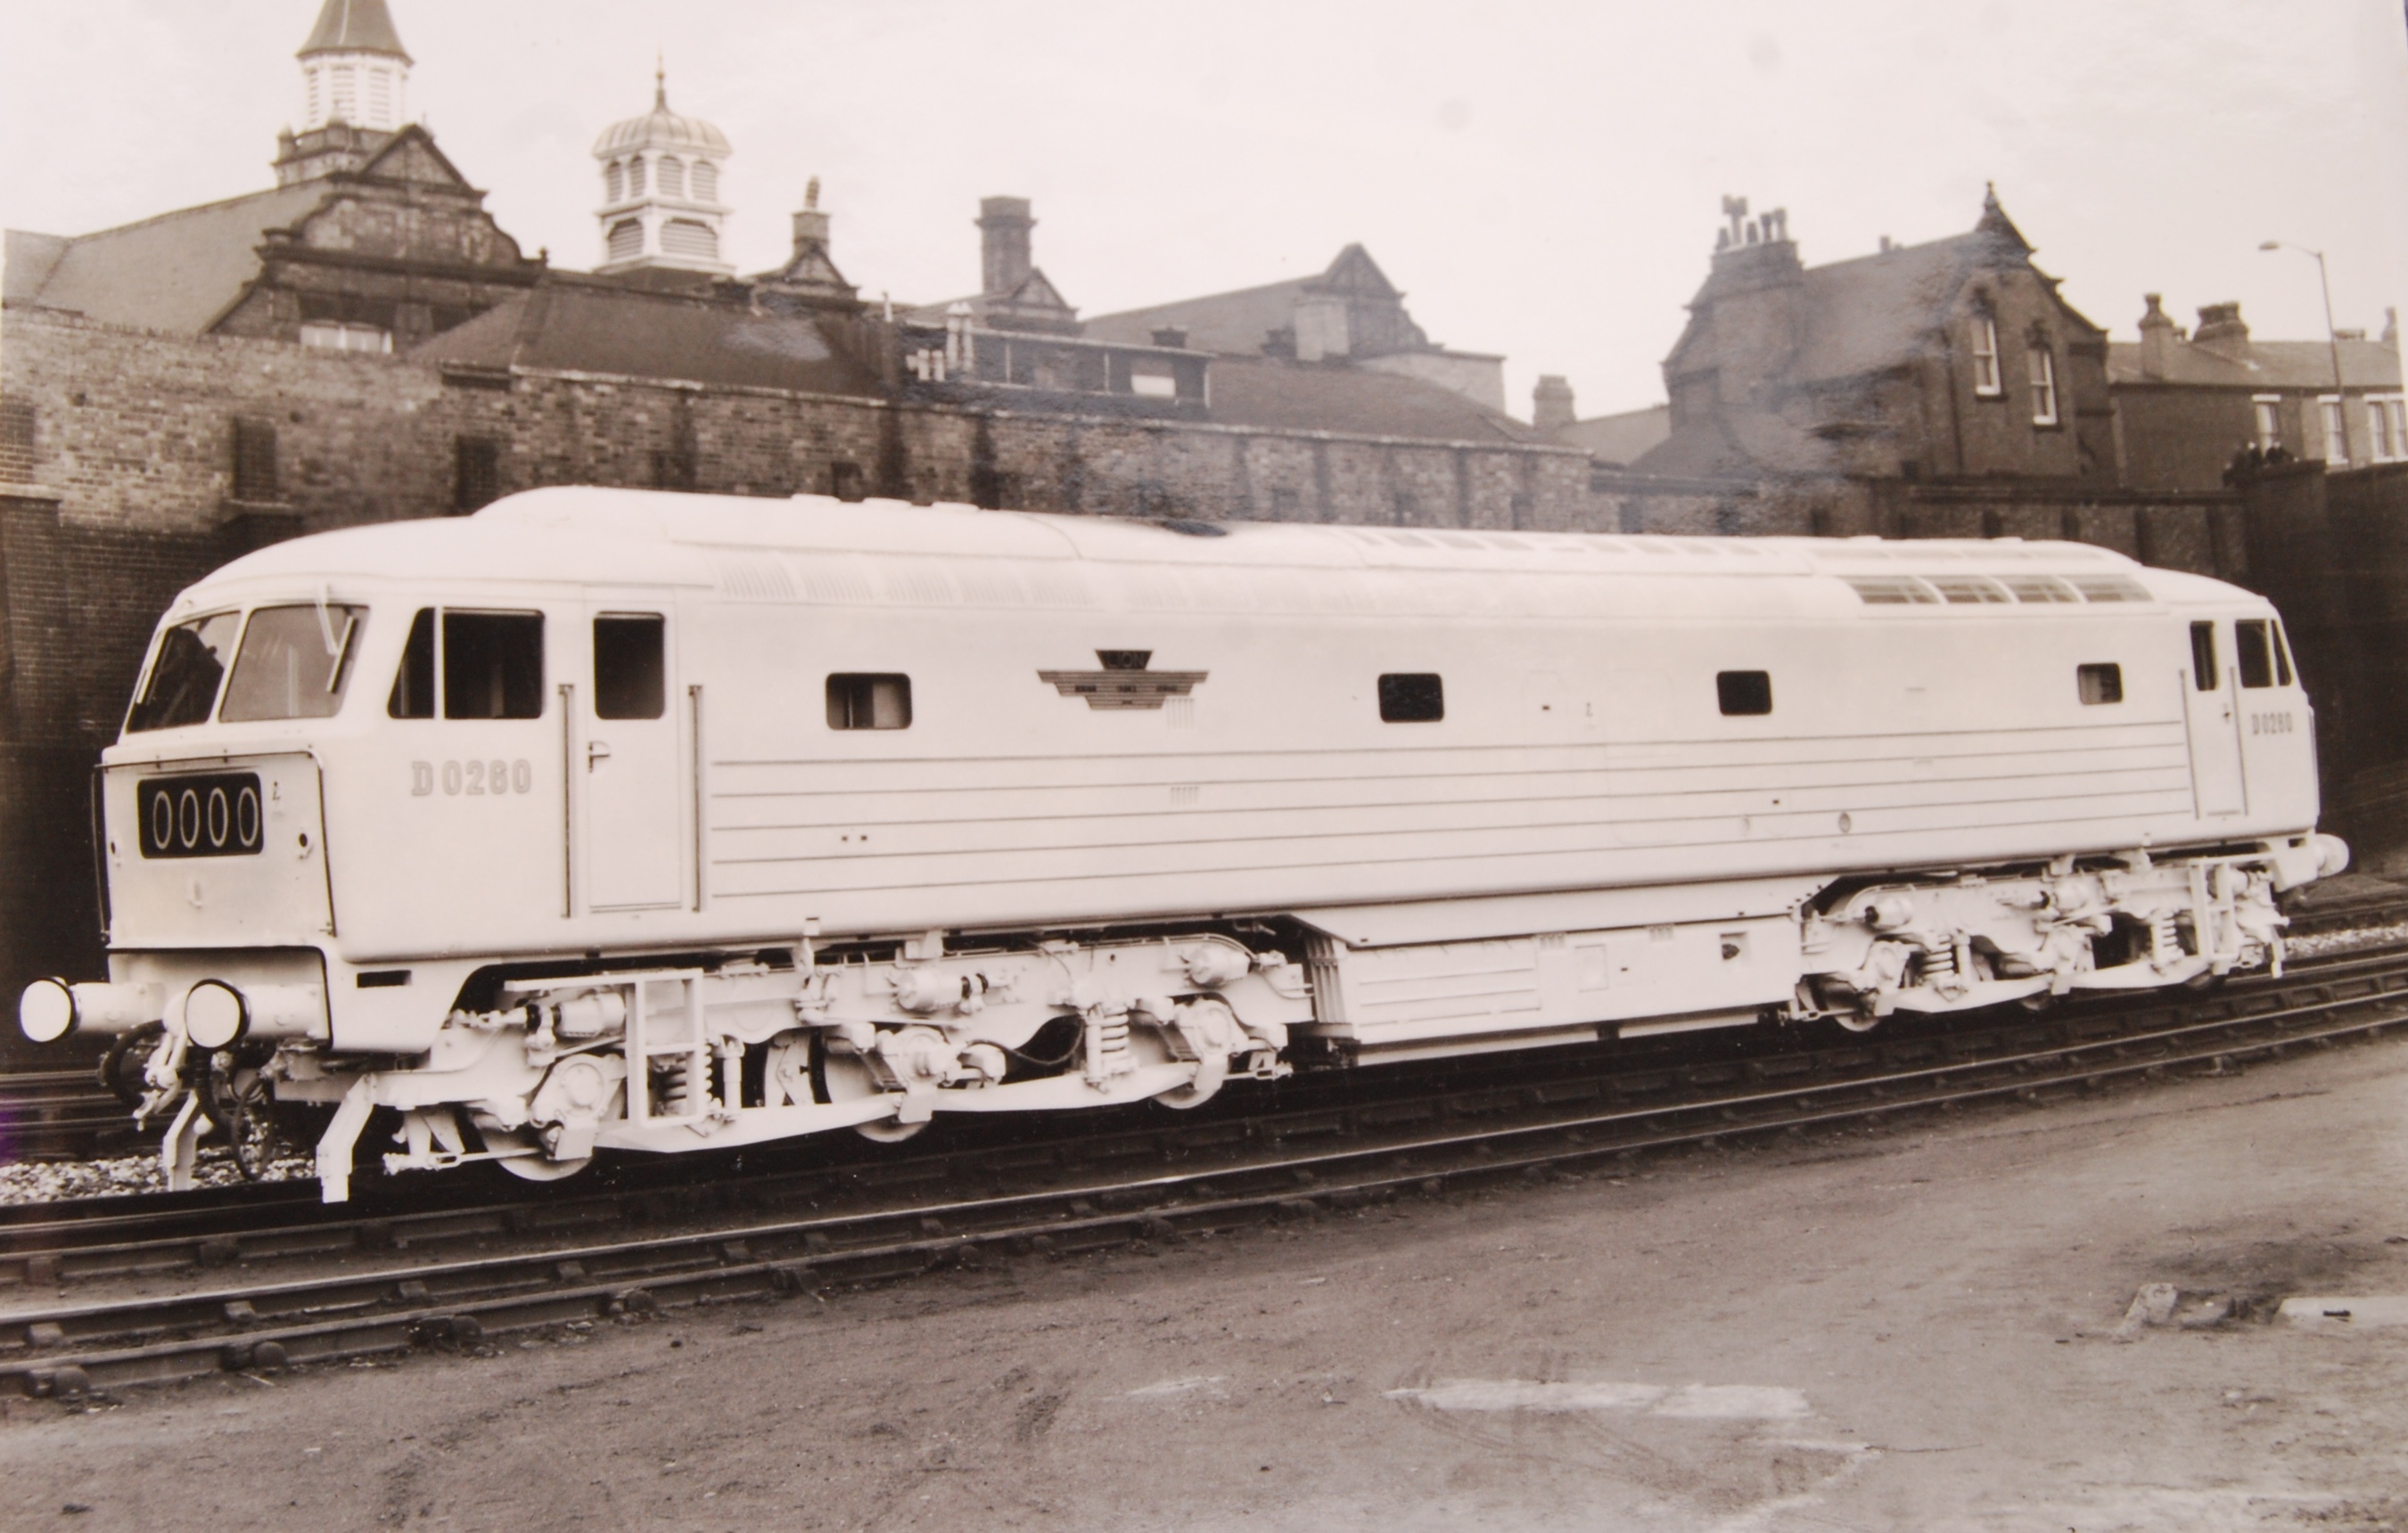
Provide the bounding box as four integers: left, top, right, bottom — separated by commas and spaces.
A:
298, 0, 411, 133
275, 0, 414, 184
593, 65, 736, 275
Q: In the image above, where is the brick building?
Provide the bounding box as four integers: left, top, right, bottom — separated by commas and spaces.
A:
0, 2, 1588, 1008
2108, 297, 2404, 492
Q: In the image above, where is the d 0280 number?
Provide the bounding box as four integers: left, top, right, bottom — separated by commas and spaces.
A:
413, 759, 534, 797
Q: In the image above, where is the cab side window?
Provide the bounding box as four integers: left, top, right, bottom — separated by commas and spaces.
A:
2190, 622, 2218, 691
443, 612, 544, 719
388, 609, 436, 718
2235, 620, 2277, 689
595, 615, 665, 719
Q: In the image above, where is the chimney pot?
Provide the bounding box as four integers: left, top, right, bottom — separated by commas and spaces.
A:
977, 196, 1034, 297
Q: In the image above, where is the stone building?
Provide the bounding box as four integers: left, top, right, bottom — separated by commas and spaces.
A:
1564, 193, 2235, 564
2108, 297, 2404, 493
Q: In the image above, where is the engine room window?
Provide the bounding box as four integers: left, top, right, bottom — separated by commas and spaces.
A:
595, 615, 666, 719
1377, 673, 1444, 723
2235, 619, 2278, 689
389, 608, 435, 718
1717, 670, 1773, 717
827, 674, 912, 730
127, 611, 241, 732
2001, 575, 2080, 603
2190, 622, 2219, 691
443, 611, 545, 719
2077, 663, 2124, 706
219, 604, 365, 722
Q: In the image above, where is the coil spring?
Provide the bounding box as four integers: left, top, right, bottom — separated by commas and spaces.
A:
2149, 911, 2183, 962
1096, 1012, 1130, 1062
1911, 944, 1960, 983
654, 1060, 690, 1117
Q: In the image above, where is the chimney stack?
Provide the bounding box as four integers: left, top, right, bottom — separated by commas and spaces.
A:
1533, 375, 1576, 434
2193, 301, 2250, 348
2137, 293, 2175, 379
978, 196, 1033, 296
792, 176, 830, 260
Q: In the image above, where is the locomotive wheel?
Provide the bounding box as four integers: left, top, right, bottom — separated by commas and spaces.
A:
482, 1127, 595, 1182
98, 1021, 166, 1110
809, 1034, 925, 1143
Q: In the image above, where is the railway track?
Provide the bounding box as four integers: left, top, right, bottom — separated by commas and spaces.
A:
6, 942, 2408, 1400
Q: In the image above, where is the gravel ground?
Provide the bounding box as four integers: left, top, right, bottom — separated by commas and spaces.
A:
4, 1027, 2405, 1531
0, 1147, 308, 1205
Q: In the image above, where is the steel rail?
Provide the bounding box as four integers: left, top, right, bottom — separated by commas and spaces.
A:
11, 938, 2408, 1287
6, 955, 2406, 1400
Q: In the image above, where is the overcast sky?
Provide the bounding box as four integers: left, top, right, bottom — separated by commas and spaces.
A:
4, 1, 2406, 422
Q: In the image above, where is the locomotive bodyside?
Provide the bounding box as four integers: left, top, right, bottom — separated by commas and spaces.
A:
20, 489, 2343, 1198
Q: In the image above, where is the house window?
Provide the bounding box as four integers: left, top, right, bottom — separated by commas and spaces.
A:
606, 219, 644, 263
659, 158, 686, 199
829, 462, 866, 502
2322, 397, 2350, 466
2076, 663, 2123, 706
329, 64, 356, 123
2254, 396, 2282, 451
0, 398, 33, 482
1377, 674, 1444, 723
231, 418, 279, 502
300, 321, 390, 353
628, 157, 646, 197
691, 160, 718, 201
2027, 344, 2059, 426
453, 436, 502, 513
1971, 315, 2001, 397
1716, 671, 1773, 716
826, 675, 912, 730
605, 160, 625, 202
2367, 397, 2406, 462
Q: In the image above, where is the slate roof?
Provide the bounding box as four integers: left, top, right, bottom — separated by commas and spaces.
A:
2107, 336, 2401, 390
411, 278, 885, 398
1201, 356, 1538, 444
4, 184, 328, 332
1085, 275, 1318, 355
1553, 404, 1672, 464
300, 0, 411, 61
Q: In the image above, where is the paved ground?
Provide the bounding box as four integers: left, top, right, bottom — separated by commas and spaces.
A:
5, 1032, 2406, 1533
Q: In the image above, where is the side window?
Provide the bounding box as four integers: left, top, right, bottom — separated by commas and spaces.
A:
2190, 621, 2218, 691
2077, 663, 2124, 706
389, 609, 435, 718
2235, 620, 2276, 689
1377, 673, 1444, 723
594, 615, 665, 719
443, 611, 545, 719
1716, 670, 1772, 717
826, 674, 911, 730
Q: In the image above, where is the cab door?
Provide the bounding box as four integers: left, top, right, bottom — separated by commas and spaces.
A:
2183, 620, 2246, 816
581, 603, 685, 910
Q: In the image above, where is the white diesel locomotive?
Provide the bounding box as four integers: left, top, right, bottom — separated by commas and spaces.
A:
18, 488, 2346, 1200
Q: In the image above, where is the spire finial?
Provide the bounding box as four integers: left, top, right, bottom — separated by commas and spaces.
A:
654, 53, 667, 111
806, 176, 820, 210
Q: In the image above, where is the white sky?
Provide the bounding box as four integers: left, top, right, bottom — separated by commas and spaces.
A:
4, 1, 2406, 422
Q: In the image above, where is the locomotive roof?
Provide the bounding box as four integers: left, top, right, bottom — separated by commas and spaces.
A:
183, 488, 2243, 616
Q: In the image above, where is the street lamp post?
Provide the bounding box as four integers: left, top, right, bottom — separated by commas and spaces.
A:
2260, 239, 2351, 468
